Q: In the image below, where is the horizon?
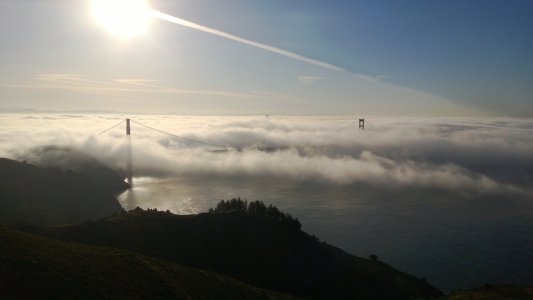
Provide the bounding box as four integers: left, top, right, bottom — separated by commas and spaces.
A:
0, 106, 522, 118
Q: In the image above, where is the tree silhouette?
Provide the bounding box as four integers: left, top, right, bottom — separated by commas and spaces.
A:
210, 198, 301, 231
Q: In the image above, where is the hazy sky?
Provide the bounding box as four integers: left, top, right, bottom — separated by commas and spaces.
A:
0, 0, 532, 115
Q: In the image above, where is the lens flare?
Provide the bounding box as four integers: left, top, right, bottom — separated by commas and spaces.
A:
91, 0, 151, 38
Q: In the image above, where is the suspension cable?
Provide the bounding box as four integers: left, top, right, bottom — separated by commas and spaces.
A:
97, 119, 126, 135
130, 119, 239, 150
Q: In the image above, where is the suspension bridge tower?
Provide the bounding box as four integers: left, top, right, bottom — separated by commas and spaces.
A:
358, 118, 365, 130
126, 118, 133, 185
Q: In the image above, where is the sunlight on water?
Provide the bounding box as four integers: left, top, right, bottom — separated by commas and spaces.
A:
118, 177, 207, 214
118, 175, 533, 292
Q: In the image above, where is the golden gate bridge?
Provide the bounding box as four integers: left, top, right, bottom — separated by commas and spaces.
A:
97, 118, 365, 184
98, 118, 243, 184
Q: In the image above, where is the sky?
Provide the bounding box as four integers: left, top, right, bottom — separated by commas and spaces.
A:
0, 0, 532, 116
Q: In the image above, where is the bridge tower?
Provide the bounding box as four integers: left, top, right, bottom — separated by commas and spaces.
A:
358, 118, 365, 130
126, 119, 133, 185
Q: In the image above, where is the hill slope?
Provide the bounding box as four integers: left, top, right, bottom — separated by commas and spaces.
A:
17, 201, 443, 300
18, 146, 129, 193
0, 225, 297, 300
441, 285, 533, 300
0, 158, 123, 225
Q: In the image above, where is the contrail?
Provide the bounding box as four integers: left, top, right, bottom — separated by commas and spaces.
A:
150, 10, 344, 72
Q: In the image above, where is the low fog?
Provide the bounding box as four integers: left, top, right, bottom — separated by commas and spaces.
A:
1, 114, 532, 195
2, 113, 533, 290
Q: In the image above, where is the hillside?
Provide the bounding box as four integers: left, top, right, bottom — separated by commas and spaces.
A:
0, 158, 123, 225
0, 225, 297, 300
18, 146, 129, 194
17, 199, 443, 300
441, 285, 533, 300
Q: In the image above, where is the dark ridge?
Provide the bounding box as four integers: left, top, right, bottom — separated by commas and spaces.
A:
440, 284, 533, 300
16, 199, 443, 300
0, 158, 123, 225
17, 146, 129, 193
0, 225, 297, 300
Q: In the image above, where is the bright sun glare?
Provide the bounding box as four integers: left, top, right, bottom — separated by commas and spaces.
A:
91, 0, 152, 38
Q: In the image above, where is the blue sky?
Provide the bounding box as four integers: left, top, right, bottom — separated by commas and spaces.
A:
0, 0, 532, 115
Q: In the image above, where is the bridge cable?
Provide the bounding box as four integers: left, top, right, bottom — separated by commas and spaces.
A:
130, 119, 239, 150
97, 119, 126, 135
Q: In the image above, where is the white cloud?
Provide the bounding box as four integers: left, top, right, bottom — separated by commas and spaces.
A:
298, 76, 325, 85
152, 10, 345, 72
1, 114, 532, 195
0, 73, 296, 101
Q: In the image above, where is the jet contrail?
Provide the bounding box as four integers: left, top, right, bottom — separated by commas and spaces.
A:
150, 10, 344, 72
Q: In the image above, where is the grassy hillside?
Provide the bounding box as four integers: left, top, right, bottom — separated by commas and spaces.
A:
17, 200, 443, 300
0, 225, 297, 300
0, 158, 123, 225
441, 285, 533, 300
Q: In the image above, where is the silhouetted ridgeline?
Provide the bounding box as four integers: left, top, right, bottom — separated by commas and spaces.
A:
1, 155, 441, 298
17, 199, 443, 300
19, 146, 129, 194
0, 158, 124, 225
440, 285, 533, 300
210, 198, 302, 231
0, 225, 296, 300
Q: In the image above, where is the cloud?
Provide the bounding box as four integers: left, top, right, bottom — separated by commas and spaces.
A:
151, 10, 344, 72
2, 117, 530, 294
1, 114, 532, 195
120, 146, 506, 193
298, 76, 325, 85
0, 73, 298, 101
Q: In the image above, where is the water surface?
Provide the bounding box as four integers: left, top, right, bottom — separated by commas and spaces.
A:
119, 175, 533, 291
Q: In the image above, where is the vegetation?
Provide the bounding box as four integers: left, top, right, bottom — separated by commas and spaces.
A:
17, 199, 443, 300
0, 225, 297, 300
1, 157, 444, 299
440, 284, 533, 300
22, 146, 130, 194
0, 158, 124, 225
210, 198, 301, 231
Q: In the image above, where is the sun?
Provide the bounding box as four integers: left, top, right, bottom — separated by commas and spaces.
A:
91, 0, 152, 38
